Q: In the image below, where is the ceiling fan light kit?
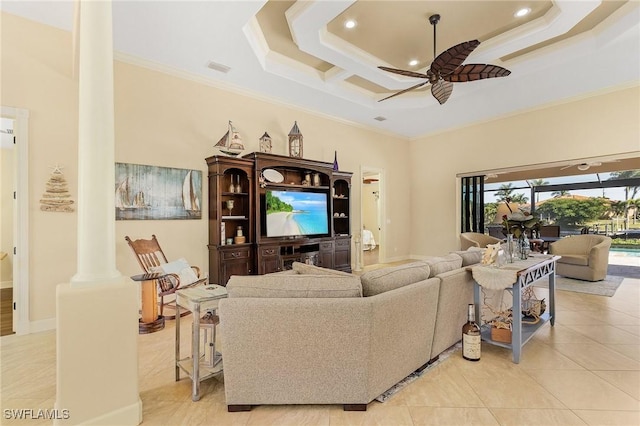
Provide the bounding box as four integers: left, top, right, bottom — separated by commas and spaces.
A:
378, 13, 511, 105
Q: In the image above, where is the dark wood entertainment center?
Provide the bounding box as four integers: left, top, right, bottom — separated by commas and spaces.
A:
206, 152, 352, 285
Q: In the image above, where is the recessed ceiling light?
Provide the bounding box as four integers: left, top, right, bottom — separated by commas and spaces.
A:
408, 59, 419, 67
514, 7, 531, 18
344, 19, 357, 29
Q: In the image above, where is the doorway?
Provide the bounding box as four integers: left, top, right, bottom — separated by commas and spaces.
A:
1, 117, 15, 335
361, 167, 384, 267
1, 106, 29, 336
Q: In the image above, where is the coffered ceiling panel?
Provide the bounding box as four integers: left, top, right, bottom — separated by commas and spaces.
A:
1, 0, 638, 140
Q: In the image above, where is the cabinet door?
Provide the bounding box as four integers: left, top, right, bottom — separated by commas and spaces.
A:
318, 241, 334, 269
259, 246, 281, 274
221, 258, 252, 286
334, 237, 351, 272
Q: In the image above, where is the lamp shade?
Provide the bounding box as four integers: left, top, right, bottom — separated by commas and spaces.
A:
493, 202, 520, 224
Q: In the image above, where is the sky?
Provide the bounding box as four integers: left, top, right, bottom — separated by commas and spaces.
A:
484, 172, 638, 204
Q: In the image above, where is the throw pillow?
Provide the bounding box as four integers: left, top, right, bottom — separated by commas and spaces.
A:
360, 261, 431, 297
424, 254, 463, 277
292, 262, 353, 277
226, 274, 363, 298
450, 248, 483, 266
151, 258, 200, 286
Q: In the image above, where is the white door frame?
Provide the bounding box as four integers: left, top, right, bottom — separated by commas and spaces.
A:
2, 106, 30, 335
360, 165, 385, 268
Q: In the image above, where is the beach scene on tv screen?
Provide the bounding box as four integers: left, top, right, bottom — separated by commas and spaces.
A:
266, 190, 328, 237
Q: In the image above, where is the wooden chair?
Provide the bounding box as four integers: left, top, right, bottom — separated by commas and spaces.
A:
125, 234, 207, 319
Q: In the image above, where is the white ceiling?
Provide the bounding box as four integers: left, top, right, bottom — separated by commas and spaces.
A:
1, 1, 639, 139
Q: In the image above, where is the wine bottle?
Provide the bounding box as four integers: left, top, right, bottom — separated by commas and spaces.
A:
462, 303, 481, 361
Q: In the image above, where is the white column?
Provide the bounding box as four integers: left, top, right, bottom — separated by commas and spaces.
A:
71, 0, 121, 285
56, 1, 141, 424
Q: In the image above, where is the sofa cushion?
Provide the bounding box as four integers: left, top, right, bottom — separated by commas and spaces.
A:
360, 261, 431, 297
226, 274, 363, 298
292, 262, 353, 277
557, 254, 589, 266
424, 254, 463, 278
450, 248, 483, 267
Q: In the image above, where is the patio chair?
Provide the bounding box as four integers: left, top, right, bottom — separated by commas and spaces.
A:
460, 232, 503, 250
549, 234, 612, 281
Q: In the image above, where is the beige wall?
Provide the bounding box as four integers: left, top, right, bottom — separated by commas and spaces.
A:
409, 86, 640, 256
1, 12, 411, 324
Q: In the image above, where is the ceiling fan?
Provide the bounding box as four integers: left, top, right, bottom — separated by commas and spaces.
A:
560, 160, 619, 171
378, 14, 511, 105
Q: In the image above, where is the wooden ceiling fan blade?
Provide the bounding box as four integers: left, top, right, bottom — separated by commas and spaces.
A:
444, 64, 511, 82
378, 66, 430, 79
431, 80, 453, 105
378, 81, 429, 102
431, 40, 480, 76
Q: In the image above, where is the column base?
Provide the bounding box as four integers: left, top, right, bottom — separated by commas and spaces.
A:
55, 277, 142, 425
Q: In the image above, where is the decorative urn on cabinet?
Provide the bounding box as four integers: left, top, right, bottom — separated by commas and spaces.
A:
288, 121, 303, 158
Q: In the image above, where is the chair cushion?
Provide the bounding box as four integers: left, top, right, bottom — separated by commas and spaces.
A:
292, 262, 353, 277
424, 254, 463, 277
360, 261, 430, 297
226, 275, 363, 298
151, 258, 199, 285
450, 248, 483, 267
557, 254, 589, 266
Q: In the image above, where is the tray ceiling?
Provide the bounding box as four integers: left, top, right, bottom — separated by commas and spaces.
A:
1, 0, 638, 139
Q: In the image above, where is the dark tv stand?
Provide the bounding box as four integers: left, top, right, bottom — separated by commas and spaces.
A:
205, 152, 352, 285
247, 152, 352, 275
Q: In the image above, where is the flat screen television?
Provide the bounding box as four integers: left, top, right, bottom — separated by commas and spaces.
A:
265, 190, 329, 237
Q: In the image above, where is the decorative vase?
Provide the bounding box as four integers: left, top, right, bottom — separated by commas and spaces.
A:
506, 234, 514, 263
333, 151, 339, 171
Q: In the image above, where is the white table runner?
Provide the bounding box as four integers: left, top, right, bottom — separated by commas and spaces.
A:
471, 255, 554, 290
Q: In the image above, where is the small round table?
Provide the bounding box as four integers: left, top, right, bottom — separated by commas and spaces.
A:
130, 272, 168, 334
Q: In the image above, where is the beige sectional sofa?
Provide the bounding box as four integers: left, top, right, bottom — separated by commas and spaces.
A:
218, 251, 481, 412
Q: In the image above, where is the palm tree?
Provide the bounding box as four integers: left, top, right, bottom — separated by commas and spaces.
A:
495, 183, 515, 202
609, 170, 640, 229
530, 179, 549, 203
551, 190, 571, 198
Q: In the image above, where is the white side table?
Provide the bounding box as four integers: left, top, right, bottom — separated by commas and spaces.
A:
175, 285, 228, 401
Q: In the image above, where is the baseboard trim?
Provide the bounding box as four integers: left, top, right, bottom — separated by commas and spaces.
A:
54, 398, 142, 426
0, 281, 12, 289
30, 317, 56, 333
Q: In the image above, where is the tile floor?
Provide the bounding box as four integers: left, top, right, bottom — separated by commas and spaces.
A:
1, 255, 638, 425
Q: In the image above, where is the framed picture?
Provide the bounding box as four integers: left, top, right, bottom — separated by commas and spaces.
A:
115, 163, 202, 220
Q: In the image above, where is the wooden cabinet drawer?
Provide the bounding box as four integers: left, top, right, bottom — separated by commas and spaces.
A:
335, 238, 351, 249
320, 241, 334, 251
222, 248, 250, 260
261, 247, 279, 257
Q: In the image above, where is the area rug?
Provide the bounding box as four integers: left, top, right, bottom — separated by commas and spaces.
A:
374, 343, 461, 402
533, 275, 624, 297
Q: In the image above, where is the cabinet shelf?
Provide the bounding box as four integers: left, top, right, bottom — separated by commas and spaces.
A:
221, 216, 248, 220
263, 183, 329, 190
479, 312, 551, 350
222, 192, 249, 196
